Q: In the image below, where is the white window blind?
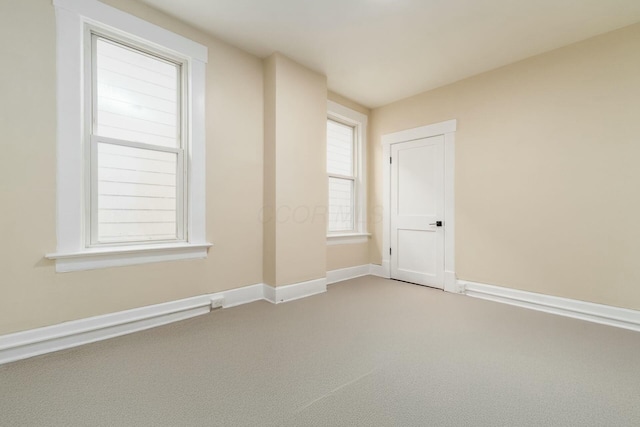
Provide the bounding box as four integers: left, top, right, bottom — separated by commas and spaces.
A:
92, 35, 184, 244
327, 119, 355, 232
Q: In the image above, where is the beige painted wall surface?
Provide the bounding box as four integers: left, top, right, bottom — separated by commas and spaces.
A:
0, 0, 264, 335
269, 54, 328, 286
327, 243, 370, 271
326, 93, 372, 271
369, 23, 640, 310
262, 55, 277, 286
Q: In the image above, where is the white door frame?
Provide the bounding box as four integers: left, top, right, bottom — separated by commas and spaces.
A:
381, 119, 460, 293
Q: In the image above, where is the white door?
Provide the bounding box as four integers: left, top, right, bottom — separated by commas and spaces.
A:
390, 135, 445, 288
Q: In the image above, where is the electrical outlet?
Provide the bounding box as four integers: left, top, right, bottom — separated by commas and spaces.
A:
210, 297, 225, 309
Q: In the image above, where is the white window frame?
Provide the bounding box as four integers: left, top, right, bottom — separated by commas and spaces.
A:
87, 31, 187, 247
326, 100, 369, 245
47, 0, 211, 272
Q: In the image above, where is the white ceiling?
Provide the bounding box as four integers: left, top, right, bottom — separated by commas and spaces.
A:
138, 0, 640, 108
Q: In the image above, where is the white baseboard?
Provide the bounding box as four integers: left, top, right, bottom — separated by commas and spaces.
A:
462, 280, 640, 333
220, 284, 265, 308
327, 265, 370, 284
263, 284, 276, 304
369, 262, 389, 278
0, 283, 265, 366
444, 270, 462, 293
264, 278, 327, 304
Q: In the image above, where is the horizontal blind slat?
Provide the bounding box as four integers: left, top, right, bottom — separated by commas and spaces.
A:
99, 195, 176, 210
98, 168, 175, 186
100, 222, 176, 237
99, 209, 176, 223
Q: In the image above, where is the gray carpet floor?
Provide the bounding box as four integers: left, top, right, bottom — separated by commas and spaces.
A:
1, 276, 639, 426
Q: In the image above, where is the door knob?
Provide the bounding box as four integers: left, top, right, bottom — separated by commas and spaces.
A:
429, 221, 443, 227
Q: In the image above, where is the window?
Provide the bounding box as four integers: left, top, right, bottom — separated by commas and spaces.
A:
326, 101, 368, 245
327, 119, 355, 232
48, 0, 210, 272
91, 35, 185, 245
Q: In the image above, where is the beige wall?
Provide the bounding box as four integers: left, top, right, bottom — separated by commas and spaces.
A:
327, 243, 370, 271
326, 92, 372, 271
369, 23, 640, 310
0, 0, 264, 335
263, 56, 277, 286
263, 54, 328, 286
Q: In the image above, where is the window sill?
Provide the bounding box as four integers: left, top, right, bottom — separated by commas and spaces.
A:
326, 233, 371, 246
46, 242, 213, 273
